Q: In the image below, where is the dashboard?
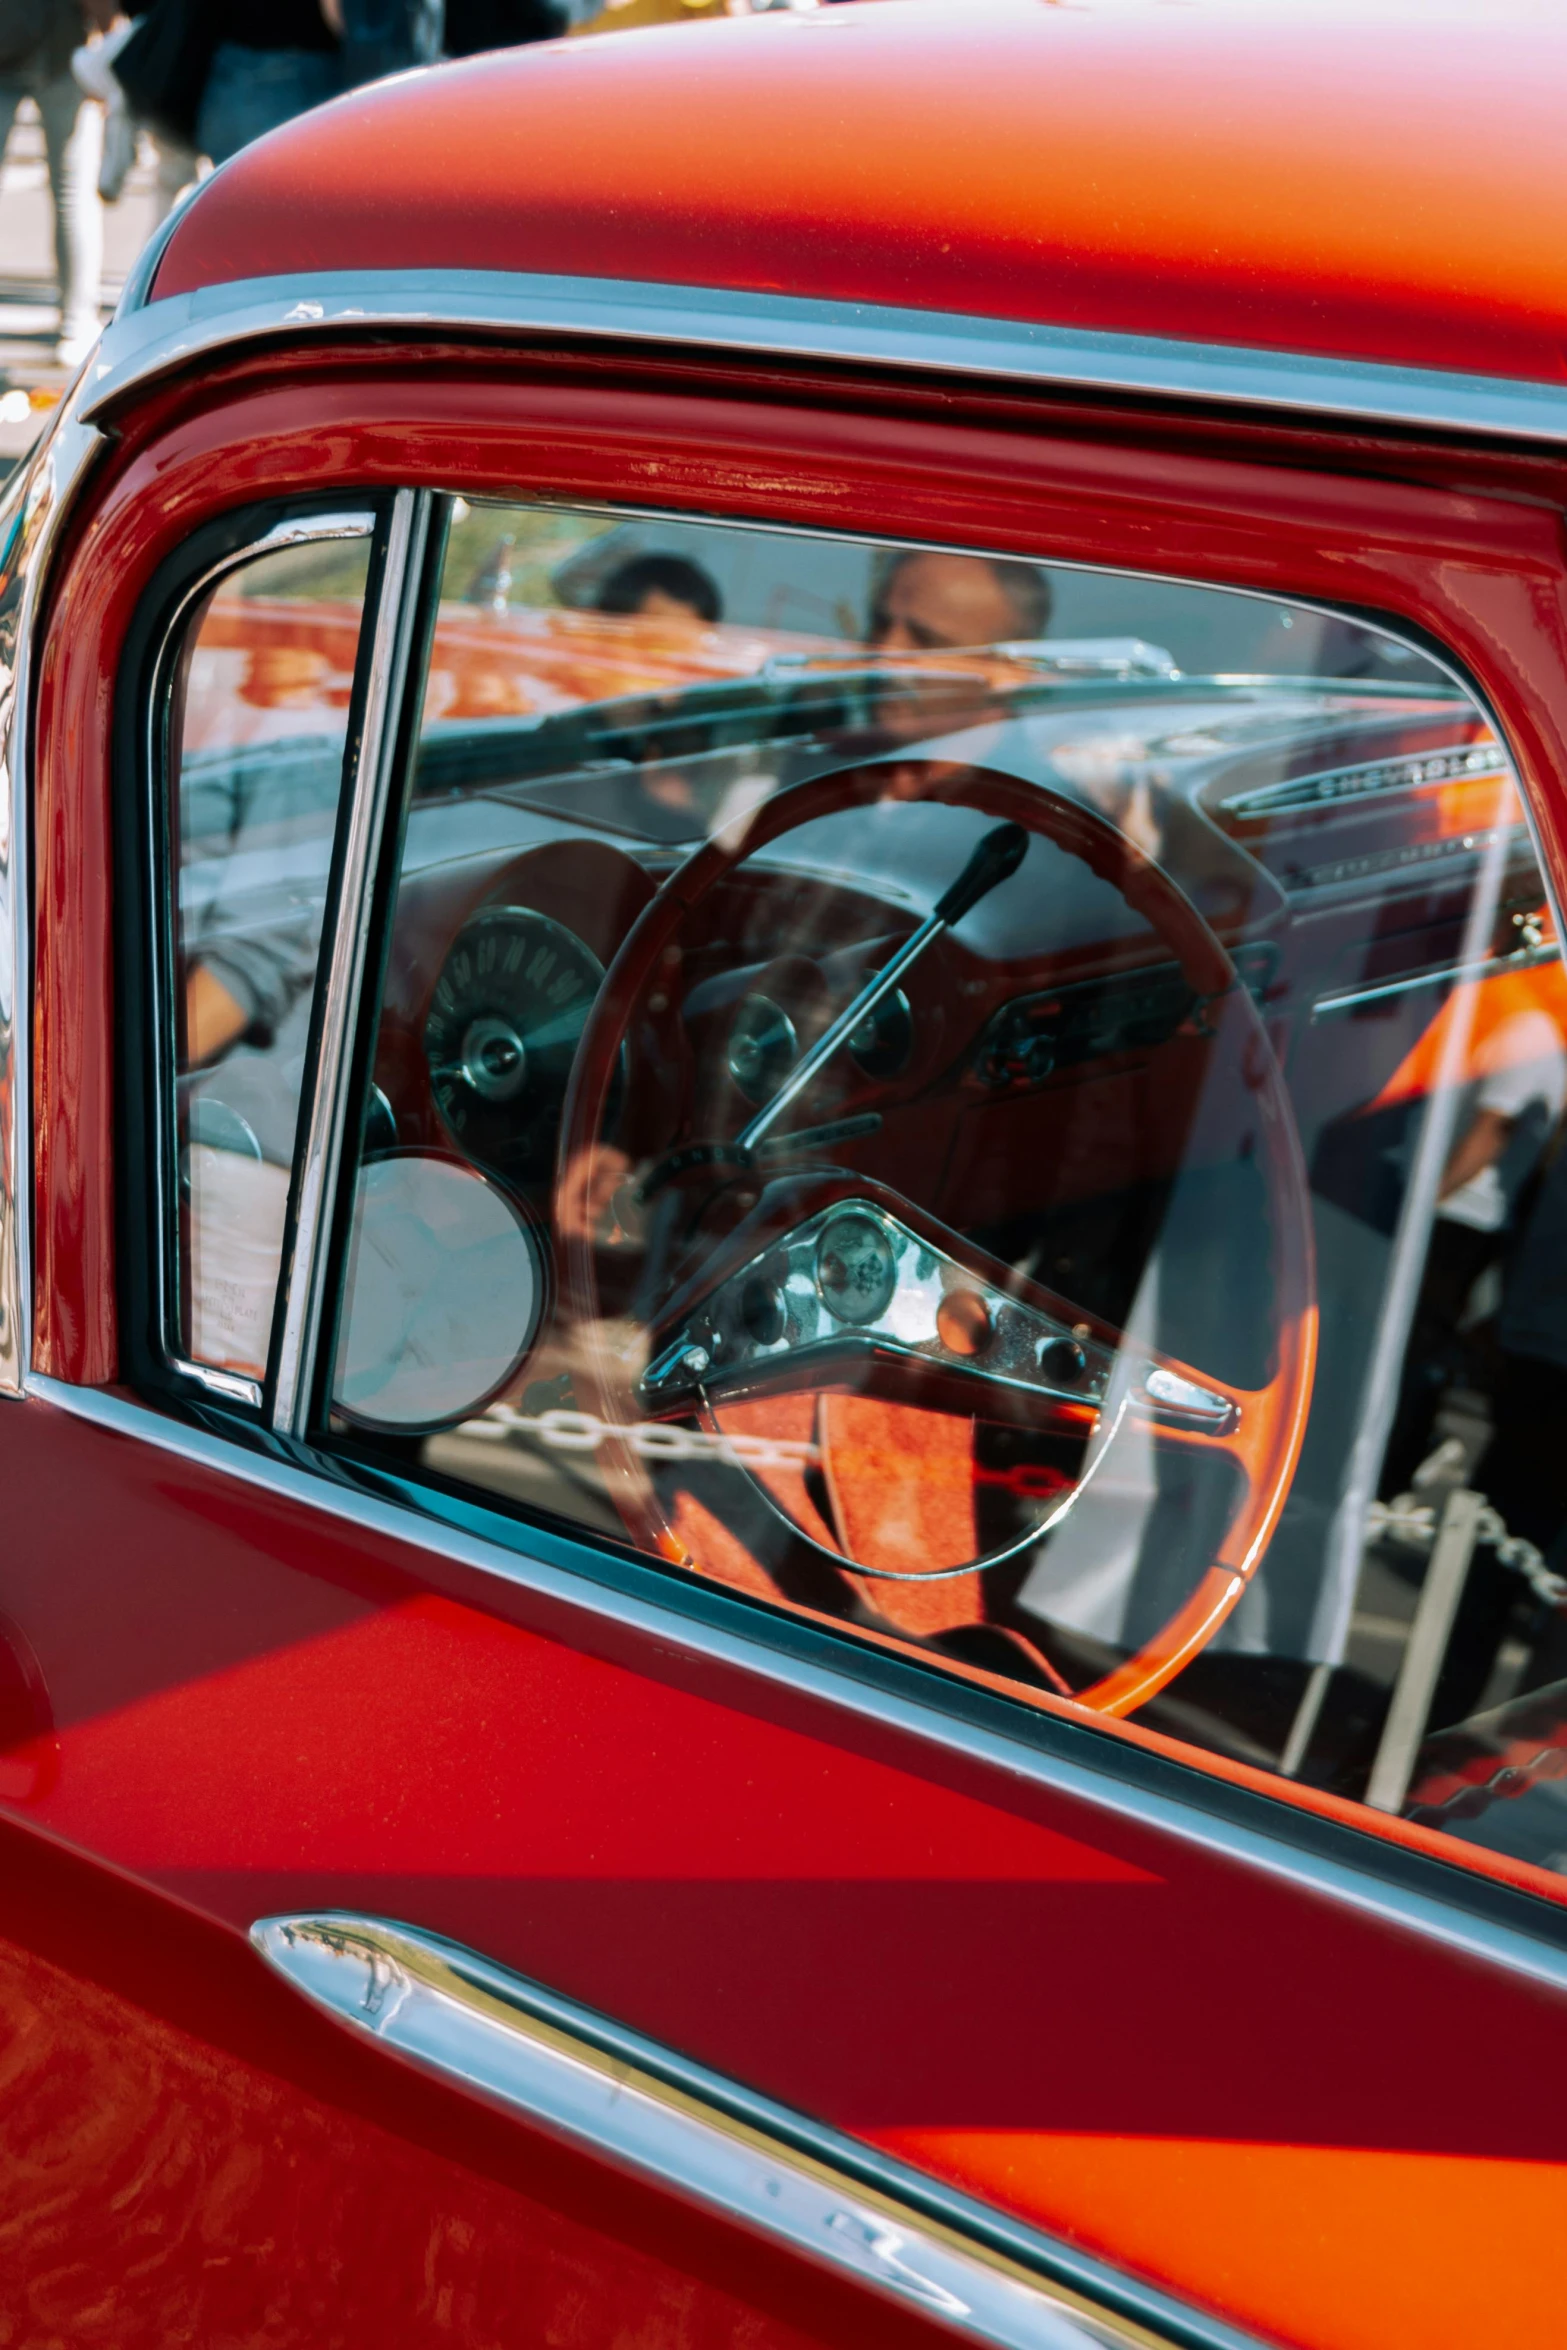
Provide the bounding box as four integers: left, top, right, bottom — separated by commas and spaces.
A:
372, 689, 1548, 1263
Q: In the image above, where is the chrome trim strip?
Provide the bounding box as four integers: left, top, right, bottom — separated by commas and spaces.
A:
147, 508, 377, 1395
188, 511, 377, 599
84, 266, 1567, 448
252, 1911, 1230, 2350
1216, 744, 1509, 820
271, 488, 431, 1435
0, 386, 106, 1397
27, 1373, 1567, 2003
1311, 938, 1562, 1020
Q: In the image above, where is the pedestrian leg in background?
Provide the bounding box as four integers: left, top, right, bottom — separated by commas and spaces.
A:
0, 84, 23, 187
149, 133, 200, 225
32, 68, 103, 366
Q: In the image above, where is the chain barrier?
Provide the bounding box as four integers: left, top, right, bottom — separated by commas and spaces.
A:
460, 1402, 821, 1475
459, 1400, 1074, 1500
1366, 1494, 1567, 1611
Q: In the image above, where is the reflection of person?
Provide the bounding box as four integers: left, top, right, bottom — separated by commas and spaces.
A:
179, 731, 347, 1073
180, 726, 347, 1369
1483, 1139, 1567, 1563
595, 553, 722, 625
866, 550, 1051, 652
1384, 1006, 1567, 1497
862, 551, 1053, 759
1437, 1009, 1567, 1232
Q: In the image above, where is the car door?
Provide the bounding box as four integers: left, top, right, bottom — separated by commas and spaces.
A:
6, 327, 1567, 2350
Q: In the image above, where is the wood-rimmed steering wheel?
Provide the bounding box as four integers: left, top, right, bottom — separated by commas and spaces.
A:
556, 759, 1317, 1717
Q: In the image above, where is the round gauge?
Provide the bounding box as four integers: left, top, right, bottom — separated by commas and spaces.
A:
848, 984, 914, 1080
816, 1210, 899, 1326
424, 906, 605, 1184
727, 993, 798, 1104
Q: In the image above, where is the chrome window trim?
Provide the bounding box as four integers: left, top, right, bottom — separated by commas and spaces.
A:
270, 488, 432, 1434
0, 384, 106, 1399
163, 511, 378, 629
145, 507, 378, 1400
28, 1373, 1567, 2004
253, 1910, 1241, 2350
85, 265, 1567, 449
173, 1359, 263, 1409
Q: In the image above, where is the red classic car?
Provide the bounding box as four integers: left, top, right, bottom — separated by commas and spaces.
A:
4, 1, 1567, 2343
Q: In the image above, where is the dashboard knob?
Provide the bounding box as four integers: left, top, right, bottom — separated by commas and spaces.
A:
1037, 1335, 1089, 1387
741, 1275, 787, 1347
936, 1288, 993, 1357
460, 1015, 528, 1102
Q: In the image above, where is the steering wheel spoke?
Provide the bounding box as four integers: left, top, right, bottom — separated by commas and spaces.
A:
639, 1186, 1246, 1466
639, 1195, 1118, 1419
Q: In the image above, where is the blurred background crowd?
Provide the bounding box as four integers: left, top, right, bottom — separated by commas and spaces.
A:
0, 0, 837, 463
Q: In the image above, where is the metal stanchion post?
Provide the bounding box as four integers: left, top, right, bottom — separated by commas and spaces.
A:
1365, 1487, 1485, 1814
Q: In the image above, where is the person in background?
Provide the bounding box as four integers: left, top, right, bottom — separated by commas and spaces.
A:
332, 0, 441, 89
595, 551, 722, 624
1484, 1134, 1567, 1568
866, 549, 1052, 654
71, 20, 199, 220
0, 0, 104, 367
861, 549, 1053, 755
196, 0, 342, 165
1383, 1003, 1567, 1500
443, 0, 561, 57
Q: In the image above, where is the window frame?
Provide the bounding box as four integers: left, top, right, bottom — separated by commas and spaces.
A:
120, 495, 394, 1417
121, 473, 1567, 1945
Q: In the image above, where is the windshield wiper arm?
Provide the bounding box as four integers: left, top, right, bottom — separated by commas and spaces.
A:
736, 821, 1029, 1151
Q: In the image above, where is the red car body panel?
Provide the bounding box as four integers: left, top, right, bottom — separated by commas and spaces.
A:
12, 6, 1567, 2344
0, 1804, 941, 2350
152, 0, 1567, 386
4, 1391, 1567, 2350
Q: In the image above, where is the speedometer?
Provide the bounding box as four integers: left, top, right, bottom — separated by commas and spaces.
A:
424, 906, 605, 1185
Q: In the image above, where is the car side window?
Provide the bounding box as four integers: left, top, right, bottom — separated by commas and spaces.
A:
164, 519, 374, 1390
152, 493, 1567, 1888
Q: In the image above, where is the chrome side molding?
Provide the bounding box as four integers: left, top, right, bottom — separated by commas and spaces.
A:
252, 1912, 1247, 2350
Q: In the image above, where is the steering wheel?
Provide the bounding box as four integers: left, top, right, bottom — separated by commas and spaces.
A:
556, 759, 1317, 1718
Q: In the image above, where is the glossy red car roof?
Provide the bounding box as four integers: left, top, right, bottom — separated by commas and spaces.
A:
156, 0, 1567, 386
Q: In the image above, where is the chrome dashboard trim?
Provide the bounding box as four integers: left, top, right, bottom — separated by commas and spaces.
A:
272, 488, 432, 1435
1311, 937, 1563, 1021
85, 266, 1567, 448
28, 1373, 1567, 2006
254, 1911, 1210, 2350
0, 379, 106, 1397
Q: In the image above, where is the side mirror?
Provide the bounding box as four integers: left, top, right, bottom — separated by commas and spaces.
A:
334, 1154, 545, 1433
